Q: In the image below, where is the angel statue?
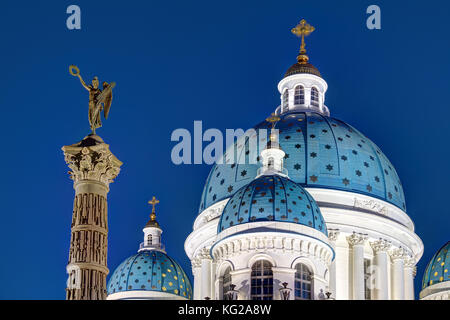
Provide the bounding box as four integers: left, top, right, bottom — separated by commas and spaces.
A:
69, 65, 116, 134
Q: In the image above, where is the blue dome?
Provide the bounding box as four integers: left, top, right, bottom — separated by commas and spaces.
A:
107, 250, 192, 299
200, 111, 405, 213
422, 241, 450, 289
218, 174, 327, 235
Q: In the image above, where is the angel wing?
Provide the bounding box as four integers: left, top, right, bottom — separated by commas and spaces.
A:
101, 81, 116, 119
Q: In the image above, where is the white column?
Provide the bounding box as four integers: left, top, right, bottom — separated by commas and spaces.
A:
334, 241, 350, 300
370, 239, 391, 300
347, 232, 367, 300
404, 258, 416, 300
272, 267, 296, 300
390, 247, 406, 300
200, 250, 213, 300
230, 268, 251, 300
210, 261, 217, 300
328, 230, 340, 299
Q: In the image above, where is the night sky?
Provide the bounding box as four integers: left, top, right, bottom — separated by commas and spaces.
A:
0, 0, 448, 299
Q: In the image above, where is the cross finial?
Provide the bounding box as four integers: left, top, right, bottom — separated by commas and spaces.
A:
148, 196, 160, 218
291, 19, 315, 63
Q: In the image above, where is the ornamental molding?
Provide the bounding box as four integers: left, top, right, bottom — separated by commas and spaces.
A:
203, 204, 225, 223
347, 232, 368, 247
370, 238, 392, 253
62, 143, 122, 187
212, 235, 333, 266
353, 198, 388, 215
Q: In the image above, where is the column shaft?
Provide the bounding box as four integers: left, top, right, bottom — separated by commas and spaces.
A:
352, 244, 365, 300
392, 259, 404, 299
404, 266, 415, 300
201, 258, 212, 299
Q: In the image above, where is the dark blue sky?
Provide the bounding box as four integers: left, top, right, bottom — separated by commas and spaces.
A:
0, 0, 448, 299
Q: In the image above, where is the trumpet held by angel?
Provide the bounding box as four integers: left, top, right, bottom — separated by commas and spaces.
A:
69, 65, 116, 134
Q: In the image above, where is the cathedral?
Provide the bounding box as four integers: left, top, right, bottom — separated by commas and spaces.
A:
63, 19, 449, 300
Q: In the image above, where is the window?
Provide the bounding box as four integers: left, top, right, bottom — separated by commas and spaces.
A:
282, 90, 289, 112
251, 260, 273, 300
147, 234, 152, 245
294, 85, 305, 105
364, 259, 372, 300
311, 87, 319, 107
295, 263, 313, 300
222, 267, 232, 300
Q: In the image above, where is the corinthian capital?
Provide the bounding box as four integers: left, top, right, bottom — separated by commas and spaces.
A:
404, 256, 416, 268
370, 238, 391, 254
347, 232, 368, 247
328, 229, 340, 242
198, 247, 212, 260
62, 135, 122, 187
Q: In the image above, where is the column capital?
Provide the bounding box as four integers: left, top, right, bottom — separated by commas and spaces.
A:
328, 229, 340, 242
192, 257, 202, 269
403, 257, 416, 269
389, 247, 409, 262
62, 135, 122, 188
370, 238, 391, 254
347, 232, 368, 247
198, 247, 212, 260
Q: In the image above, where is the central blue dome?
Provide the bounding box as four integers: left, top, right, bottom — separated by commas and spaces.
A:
218, 175, 327, 235
200, 111, 405, 213
107, 250, 192, 299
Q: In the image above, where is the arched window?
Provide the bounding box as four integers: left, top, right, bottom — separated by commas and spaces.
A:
147, 234, 152, 245
295, 263, 313, 300
251, 260, 273, 300
282, 90, 289, 112
294, 85, 305, 105
311, 87, 319, 107
222, 267, 232, 300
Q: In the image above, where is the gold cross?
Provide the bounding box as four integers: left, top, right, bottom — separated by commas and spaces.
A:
291, 19, 315, 55
148, 196, 160, 214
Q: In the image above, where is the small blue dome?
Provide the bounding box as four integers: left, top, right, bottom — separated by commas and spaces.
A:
107, 250, 192, 299
422, 241, 450, 289
218, 175, 327, 235
199, 111, 405, 213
